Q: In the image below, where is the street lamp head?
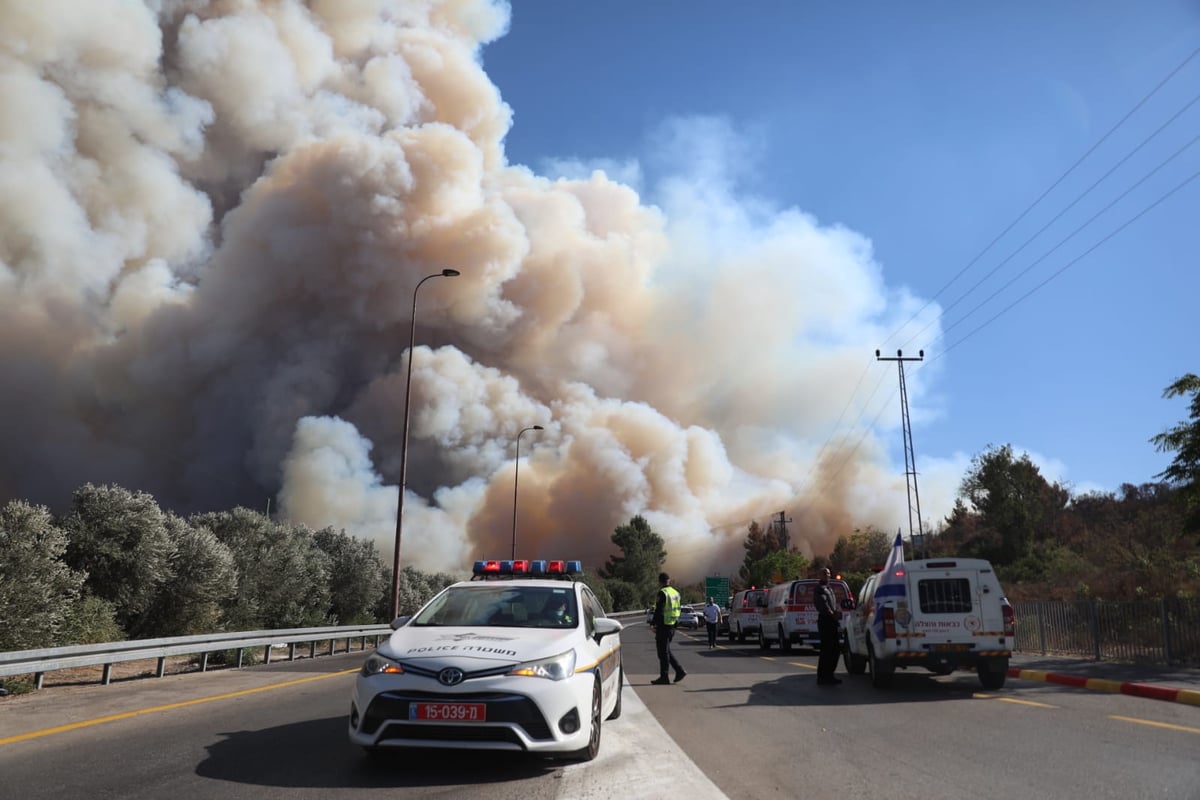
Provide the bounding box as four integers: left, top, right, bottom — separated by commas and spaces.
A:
441, 268, 461, 277
532, 424, 544, 431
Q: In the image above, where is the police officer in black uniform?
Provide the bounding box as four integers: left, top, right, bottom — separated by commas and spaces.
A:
814, 567, 842, 685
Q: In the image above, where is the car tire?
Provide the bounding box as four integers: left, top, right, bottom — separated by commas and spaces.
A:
569, 678, 602, 762
758, 627, 771, 650
778, 626, 791, 653
843, 645, 868, 675
737, 624, 746, 643
606, 661, 623, 720
977, 658, 1008, 690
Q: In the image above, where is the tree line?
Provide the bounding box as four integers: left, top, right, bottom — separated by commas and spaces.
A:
3, 374, 1197, 659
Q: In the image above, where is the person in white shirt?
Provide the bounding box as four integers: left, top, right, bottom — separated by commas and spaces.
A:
702, 597, 721, 648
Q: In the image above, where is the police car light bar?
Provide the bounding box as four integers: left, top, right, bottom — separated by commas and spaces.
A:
472, 560, 582, 577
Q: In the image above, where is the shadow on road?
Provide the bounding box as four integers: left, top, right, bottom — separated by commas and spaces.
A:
196, 715, 561, 788
706, 669, 983, 709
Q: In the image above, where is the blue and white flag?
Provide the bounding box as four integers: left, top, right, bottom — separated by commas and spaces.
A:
871, 533, 906, 639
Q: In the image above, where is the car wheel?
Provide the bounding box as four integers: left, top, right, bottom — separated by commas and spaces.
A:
868, 641, 893, 688
606, 661, 623, 720
843, 644, 867, 675
778, 626, 791, 653
758, 627, 771, 650
569, 679, 602, 762
737, 624, 746, 643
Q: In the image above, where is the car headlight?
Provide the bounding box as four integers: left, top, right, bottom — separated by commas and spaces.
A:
361, 653, 405, 677
508, 649, 576, 680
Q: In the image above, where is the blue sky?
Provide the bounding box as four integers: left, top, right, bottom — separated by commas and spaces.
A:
481, 1, 1200, 500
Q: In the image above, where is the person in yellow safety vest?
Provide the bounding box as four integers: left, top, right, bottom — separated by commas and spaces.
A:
650, 572, 687, 685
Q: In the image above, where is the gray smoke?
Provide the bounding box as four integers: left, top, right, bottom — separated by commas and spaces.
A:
0, 0, 954, 582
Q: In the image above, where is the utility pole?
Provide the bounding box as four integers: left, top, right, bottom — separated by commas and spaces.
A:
774, 510, 792, 550
876, 349, 926, 558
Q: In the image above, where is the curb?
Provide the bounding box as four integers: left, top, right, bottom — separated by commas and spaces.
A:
1009, 667, 1200, 707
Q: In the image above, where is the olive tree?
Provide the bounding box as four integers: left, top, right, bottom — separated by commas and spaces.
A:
0, 501, 85, 650
193, 508, 332, 630
62, 483, 176, 638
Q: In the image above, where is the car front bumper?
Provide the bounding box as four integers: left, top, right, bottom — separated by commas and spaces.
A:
349, 670, 597, 753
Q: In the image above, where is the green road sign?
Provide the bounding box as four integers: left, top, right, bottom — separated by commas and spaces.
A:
705, 575, 730, 605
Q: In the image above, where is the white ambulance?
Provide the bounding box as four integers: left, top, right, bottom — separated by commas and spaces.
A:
843, 557, 1015, 689
757, 577, 855, 652
727, 587, 767, 642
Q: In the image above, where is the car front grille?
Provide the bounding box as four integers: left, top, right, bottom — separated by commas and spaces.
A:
360, 690, 553, 741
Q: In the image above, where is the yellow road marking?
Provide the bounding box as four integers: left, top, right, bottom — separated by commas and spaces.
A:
789, 662, 817, 671
1108, 715, 1200, 735
0, 668, 359, 746
973, 692, 1057, 708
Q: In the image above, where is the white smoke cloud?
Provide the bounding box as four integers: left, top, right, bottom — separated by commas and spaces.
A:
0, 0, 950, 584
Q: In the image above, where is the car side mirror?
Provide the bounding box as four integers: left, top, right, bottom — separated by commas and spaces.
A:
594, 616, 622, 642
840, 599, 855, 611
391, 615, 412, 630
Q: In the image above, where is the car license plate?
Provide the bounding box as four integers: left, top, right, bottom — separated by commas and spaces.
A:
931, 643, 971, 652
409, 702, 486, 722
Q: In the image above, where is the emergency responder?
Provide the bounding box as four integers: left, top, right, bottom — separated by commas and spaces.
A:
650, 572, 686, 684
814, 567, 842, 685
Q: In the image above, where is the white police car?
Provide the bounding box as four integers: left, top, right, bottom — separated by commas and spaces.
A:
349, 559, 623, 761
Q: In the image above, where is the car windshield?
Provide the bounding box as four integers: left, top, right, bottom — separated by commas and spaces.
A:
412, 585, 579, 628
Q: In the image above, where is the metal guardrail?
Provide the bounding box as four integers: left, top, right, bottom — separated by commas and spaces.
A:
1, 612, 648, 691
0, 624, 392, 689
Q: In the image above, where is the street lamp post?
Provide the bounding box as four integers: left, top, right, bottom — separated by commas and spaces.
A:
511, 425, 543, 560
390, 268, 460, 620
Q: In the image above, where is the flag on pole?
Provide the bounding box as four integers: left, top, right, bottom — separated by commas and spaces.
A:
871, 533, 906, 639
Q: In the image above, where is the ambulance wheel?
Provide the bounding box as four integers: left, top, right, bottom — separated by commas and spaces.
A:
758, 628, 771, 650
977, 659, 1008, 690
607, 662, 623, 720
868, 642, 893, 688
843, 646, 867, 675
778, 627, 792, 653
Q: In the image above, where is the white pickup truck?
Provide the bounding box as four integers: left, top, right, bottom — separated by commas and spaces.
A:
843, 557, 1015, 689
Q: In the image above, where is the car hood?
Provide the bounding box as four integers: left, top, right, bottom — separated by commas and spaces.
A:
379, 625, 577, 667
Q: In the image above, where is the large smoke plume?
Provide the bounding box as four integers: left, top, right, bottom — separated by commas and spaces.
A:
0, 0, 950, 582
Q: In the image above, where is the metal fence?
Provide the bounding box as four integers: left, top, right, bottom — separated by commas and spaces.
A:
1012, 597, 1200, 667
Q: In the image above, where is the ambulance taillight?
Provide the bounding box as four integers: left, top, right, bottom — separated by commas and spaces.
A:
881, 606, 896, 639
1002, 602, 1015, 637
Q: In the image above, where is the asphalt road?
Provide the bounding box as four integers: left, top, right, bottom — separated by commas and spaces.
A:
623, 620, 1200, 800
2, 621, 1198, 800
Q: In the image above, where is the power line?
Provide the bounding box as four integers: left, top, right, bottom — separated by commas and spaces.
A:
939, 131, 1200, 342
934, 166, 1200, 359
793, 48, 1200, 509
880, 45, 1200, 352
902, 93, 1200, 351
